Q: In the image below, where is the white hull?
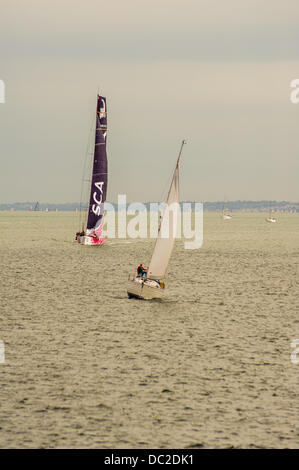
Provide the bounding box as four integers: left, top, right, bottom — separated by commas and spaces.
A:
127, 277, 165, 300
223, 214, 232, 220
266, 218, 276, 223
77, 235, 106, 245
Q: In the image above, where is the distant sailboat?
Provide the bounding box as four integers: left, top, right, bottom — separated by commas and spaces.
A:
127, 140, 186, 300
222, 201, 232, 220
266, 202, 276, 223
76, 95, 108, 245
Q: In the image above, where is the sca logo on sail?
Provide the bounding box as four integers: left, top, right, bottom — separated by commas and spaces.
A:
92, 181, 105, 215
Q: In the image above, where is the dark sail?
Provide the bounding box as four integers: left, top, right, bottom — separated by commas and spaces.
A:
86, 95, 108, 236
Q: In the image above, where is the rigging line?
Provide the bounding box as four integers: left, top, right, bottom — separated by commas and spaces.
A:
158, 169, 173, 206
78, 110, 96, 231
150, 140, 186, 259
158, 140, 186, 204
157, 140, 186, 234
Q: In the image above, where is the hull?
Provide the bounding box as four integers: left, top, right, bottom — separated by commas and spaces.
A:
77, 235, 107, 245
266, 218, 276, 223
127, 277, 165, 300
223, 214, 232, 220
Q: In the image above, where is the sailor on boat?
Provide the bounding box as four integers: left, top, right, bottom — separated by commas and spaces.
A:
137, 264, 147, 278
75, 230, 85, 241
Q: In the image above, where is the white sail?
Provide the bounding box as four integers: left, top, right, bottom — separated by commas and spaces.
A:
147, 141, 185, 280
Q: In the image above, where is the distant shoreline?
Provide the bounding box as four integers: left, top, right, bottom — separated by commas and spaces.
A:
0, 201, 298, 213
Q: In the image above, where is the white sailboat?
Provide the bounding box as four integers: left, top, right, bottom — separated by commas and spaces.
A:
266, 202, 277, 223
222, 202, 232, 220
127, 140, 186, 300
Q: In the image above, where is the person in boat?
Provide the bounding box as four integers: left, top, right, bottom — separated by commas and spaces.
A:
137, 263, 147, 278
75, 230, 85, 240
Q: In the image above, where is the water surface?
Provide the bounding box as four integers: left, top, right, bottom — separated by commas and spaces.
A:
0, 212, 298, 448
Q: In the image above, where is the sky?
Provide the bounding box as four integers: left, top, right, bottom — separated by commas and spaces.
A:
0, 0, 299, 203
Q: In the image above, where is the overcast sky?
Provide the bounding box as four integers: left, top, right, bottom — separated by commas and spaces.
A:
0, 0, 299, 203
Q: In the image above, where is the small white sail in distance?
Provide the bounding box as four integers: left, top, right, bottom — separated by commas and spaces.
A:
147, 140, 186, 280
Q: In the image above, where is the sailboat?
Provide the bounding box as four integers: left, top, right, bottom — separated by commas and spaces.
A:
222, 201, 232, 220
76, 95, 108, 245
127, 140, 186, 300
266, 202, 276, 223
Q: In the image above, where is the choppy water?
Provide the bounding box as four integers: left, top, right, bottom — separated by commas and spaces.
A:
0, 211, 298, 448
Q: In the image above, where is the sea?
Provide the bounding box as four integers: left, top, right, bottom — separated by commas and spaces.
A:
0, 211, 298, 448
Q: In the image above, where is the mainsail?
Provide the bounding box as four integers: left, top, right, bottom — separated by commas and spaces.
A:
86, 95, 108, 238
147, 140, 186, 280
